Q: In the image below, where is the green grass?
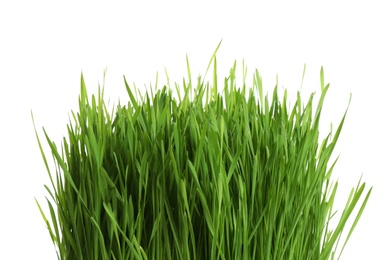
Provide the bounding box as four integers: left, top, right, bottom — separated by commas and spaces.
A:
33, 44, 372, 260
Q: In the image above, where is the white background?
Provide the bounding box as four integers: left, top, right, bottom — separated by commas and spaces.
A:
1, 1, 387, 259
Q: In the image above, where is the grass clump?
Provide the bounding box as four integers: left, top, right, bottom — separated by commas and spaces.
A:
33, 46, 372, 260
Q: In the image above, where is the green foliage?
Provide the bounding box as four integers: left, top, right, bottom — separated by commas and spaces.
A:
33, 47, 371, 259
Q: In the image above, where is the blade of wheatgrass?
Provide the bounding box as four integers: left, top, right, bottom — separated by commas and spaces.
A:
201, 39, 222, 86
320, 66, 325, 91
300, 63, 306, 91
31, 111, 57, 194
213, 56, 218, 99
186, 54, 192, 89
35, 198, 58, 245
124, 76, 139, 110
337, 185, 372, 259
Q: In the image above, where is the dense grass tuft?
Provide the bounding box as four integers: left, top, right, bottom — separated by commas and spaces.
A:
33, 46, 371, 260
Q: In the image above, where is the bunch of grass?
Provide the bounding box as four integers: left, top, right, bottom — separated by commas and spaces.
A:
33, 47, 371, 260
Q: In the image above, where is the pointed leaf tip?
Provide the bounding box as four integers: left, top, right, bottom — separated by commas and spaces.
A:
320, 66, 325, 91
